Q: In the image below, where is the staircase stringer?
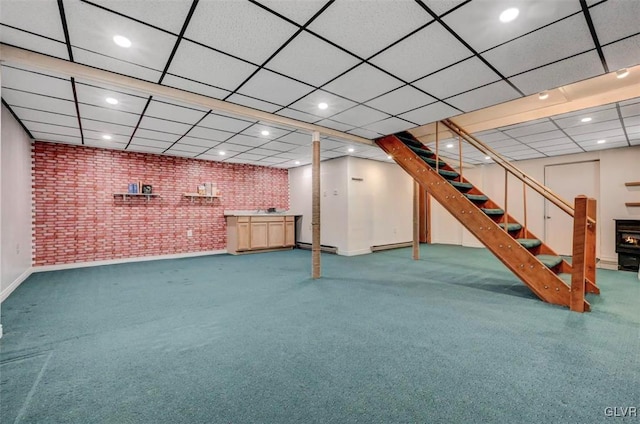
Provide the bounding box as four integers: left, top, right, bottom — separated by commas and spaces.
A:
377, 135, 573, 307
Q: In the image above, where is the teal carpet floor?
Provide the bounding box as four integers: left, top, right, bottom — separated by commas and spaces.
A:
1, 245, 638, 423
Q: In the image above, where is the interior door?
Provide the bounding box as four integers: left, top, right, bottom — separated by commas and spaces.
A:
544, 161, 599, 256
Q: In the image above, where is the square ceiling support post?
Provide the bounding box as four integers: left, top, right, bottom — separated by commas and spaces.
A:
312, 131, 321, 279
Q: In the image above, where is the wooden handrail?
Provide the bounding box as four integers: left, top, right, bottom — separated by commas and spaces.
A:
440, 119, 579, 219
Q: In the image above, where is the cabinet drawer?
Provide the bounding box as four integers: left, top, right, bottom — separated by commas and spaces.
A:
237, 217, 250, 222
250, 216, 285, 222
285, 216, 294, 222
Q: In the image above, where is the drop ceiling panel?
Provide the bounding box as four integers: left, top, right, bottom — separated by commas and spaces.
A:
165, 143, 208, 154
167, 40, 258, 91
237, 69, 314, 106
138, 116, 193, 135
553, 108, 620, 129
1, 66, 73, 100
145, 99, 208, 124
89, 0, 193, 34
184, 1, 298, 64
32, 133, 82, 145
241, 124, 291, 140
26, 122, 81, 138
621, 101, 640, 118
166, 150, 197, 158
413, 57, 500, 100
78, 104, 141, 128
308, 0, 430, 58
508, 51, 604, 95
0, 0, 66, 41
276, 108, 320, 123
11, 107, 77, 128
210, 142, 252, 154
528, 138, 578, 149
231, 152, 267, 162
362, 117, 415, 135
442, 0, 581, 52
255, 0, 327, 25
127, 145, 165, 154
81, 118, 133, 137
482, 14, 594, 77
83, 128, 129, 145
288, 90, 357, 118
74, 81, 149, 113
423, 0, 468, 16
134, 128, 180, 143
72, 48, 163, 82
277, 132, 313, 146
226, 94, 282, 113
198, 113, 254, 133
314, 119, 354, 132
602, 35, 640, 71
224, 134, 265, 147
397, 101, 460, 125
177, 136, 222, 149
364, 85, 436, 116
244, 148, 280, 157
322, 64, 403, 103
2, 89, 77, 116
330, 105, 390, 128
590, 0, 640, 44
447, 81, 521, 113
0, 28, 70, 59
84, 139, 127, 150
537, 146, 583, 155
258, 141, 297, 152
348, 128, 383, 139
623, 115, 640, 127
370, 22, 472, 82
516, 130, 569, 144
161, 74, 230, 100
184, 127, 234, 143
129, 138, 173, 149
503, 121, 557, 138
66, 2, 177, 73
564, 120, 623, 137
267, 32, 360, 86
581, 139, 628, 151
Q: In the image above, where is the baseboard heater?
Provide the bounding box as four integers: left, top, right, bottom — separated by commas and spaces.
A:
371, 241, 413, 252
296, 243, 338, 254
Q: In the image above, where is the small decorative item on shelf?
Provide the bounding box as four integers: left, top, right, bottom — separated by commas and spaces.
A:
142, 184, 153, 194
197, 184, 206, 195
128, 182, 138, 194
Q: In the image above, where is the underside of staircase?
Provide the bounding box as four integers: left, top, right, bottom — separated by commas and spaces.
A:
376, 131, 595, 310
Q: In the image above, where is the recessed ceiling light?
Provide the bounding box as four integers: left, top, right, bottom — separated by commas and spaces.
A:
318, 102, 328, 110
295, 161, 300, 165
538, 91, 549, 100
499, 8, 519, 23
581, 117, 592, 123
597, 139, 606, 144
219, 151, 226, 155
446, 143, 454, 148
348, 148, 354, 153
105, 97, 118, 105
113, 35, 132, 48
616, 68, 629, 79
261, 130, 270, 136
102, 134, 112, 140
485, 156, 491, 160
387, 155, 393, 160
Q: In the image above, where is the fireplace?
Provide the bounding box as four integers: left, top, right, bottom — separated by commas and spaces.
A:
615, 219, 640, 271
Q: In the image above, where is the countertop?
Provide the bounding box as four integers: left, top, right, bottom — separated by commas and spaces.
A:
224, 210, 299, 216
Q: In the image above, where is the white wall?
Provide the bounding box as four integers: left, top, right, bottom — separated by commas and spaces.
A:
430, 146, 640, 266
289, 156, 413, 256
1, 104, 33, 302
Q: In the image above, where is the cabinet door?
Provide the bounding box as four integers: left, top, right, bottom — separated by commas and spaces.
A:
268, 221, 285, 247
285, 221, 295, 246
237, 222, 250, 251
250, 222, 268, 249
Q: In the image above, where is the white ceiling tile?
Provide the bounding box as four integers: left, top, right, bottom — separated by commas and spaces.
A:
504, 121, 557, 138
2, 89, 77, 115
590, 0, 640, 44
288, 90, 357, 118
66, 1, 177, 74
258, 156, 287, 164
84, 139, 127, 150
32, 133, 82, 145
0, 28, 70, 59
572, 129, 626, 143
1, 66, 73, 100
581, 140, 629, 151
371, 22, 472, 82
237, 69, 314, 106
161, 74, 230, 100
246, 148, 280, 157
276, 108, 321, 123
255, 0, 327, 25
186, 127, 234, 143
277, 132, 313, 146
196, 153, 226, 162
224, 134, 264, 147
347, 128, 383, 139
25, 121, 80, 137
308, 0, 430, 58
198, 113, 254, 133
226, 93, 282, 113
231, 152, 266, 161
322, 64, 403, 103
318, 138, 350, 150
129, 138, 172, 149
165, 150, 197, 158
267, 32, 360, 86
127, 144, 165, 154
72, 48, 163, 82
528, 138, 578, 149
482, 14, 594, 77
185, 1, 298, 64
538, 146, 583, 155
240, 124, 291, 140
177, 136, 222, 149
214, 143, 253, 154
0, 0, 66, 41
134, 128, 180, 143
138, 115, 192, 135
11, 107, 78, 128
602, 35, 640, 71
166, 143, 208, 154
422, 0, 468, 16
564, 119, 623, 137
75, 80, 149, 112
446, 81, 521, 113
413, 57, 500, 100
442, 0, 581, 52
623, 115, 640, 127
553, 108, 621, 129
509, 51, 604, 95
258, 141, 296, 152
516, 130, 567, 144
78, 104, 141, 128
145, 99, 208, 124
321, 150, 346, 159
621, 101, 640, 118
88, 0, 193, 34
365, 85, 436, 116
361, 117, 415, 135
167, 40, 258, 91
330, 105, 390, 128
83, 128, 130, 145
397, 101, 460, 125
271, 152, 302, 160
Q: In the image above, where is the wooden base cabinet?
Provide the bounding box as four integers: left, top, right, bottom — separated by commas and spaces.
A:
227, 215, 296, 254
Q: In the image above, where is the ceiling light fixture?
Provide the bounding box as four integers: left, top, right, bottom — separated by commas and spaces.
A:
616, 68, 629, 79
597, 139, 606, 144
113, 35, 132, 48
446, 143, 454, 148
485, 156, 491, 160
348, 148, 355, 153
581, 117, 592, 123
318, 102, 328, 110
261, 130, 270, 136
387, 155, 392, 160
102, 135, 112, 140
295, 161, 300, 165
105, 97, 118, 105
538, 91, 549, 100
219, 151, 226, 155
499, 8, 519, 23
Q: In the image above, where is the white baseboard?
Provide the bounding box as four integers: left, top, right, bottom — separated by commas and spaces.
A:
338, 248, 372, 256
597, 257, 618, 270
32, 249, 228, 273
0, 267, 33, 303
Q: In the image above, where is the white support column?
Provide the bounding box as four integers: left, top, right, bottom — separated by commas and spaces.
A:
311, 131, 321, 279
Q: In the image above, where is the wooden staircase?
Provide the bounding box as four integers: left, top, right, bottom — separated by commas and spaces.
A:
376, 130, 598, 311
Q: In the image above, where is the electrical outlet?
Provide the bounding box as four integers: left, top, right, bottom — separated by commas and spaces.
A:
187, 230, 193, 237
333, 189, 338, 195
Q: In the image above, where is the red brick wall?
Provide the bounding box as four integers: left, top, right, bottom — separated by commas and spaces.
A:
32, 142, 289, 265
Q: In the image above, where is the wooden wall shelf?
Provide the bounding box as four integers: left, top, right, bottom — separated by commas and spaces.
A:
625, 182, 640, 187
114, 193, 159, 201
183, 193, 220, 203
625, 202, 640, 207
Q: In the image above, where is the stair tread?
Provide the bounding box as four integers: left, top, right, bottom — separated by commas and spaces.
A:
516, 238, 542, 249
423, 157, 446, 167
438, 169, 459, 179
396, 132, 424, 148
407, 145, 434, 157
464, 193, 489, 202
537, 254, 563, 269
558, 273, 572, 285
450, 181, 473, 191
481, 208, 504, 215
498, 222, 522, 231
